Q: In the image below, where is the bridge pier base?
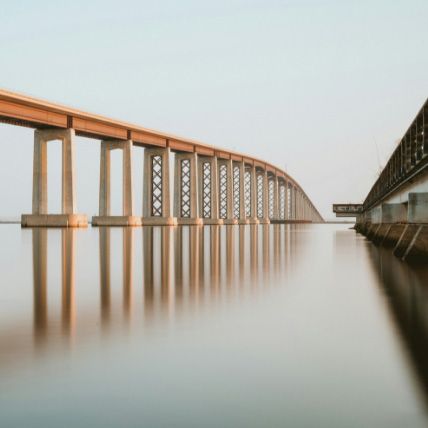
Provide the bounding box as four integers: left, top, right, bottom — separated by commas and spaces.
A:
22, 128, 88, 228
92, 140, 141, 227
142, 148, 177, 226
174, 152, 203, 226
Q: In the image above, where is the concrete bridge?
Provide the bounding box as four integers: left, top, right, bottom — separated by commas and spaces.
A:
0, 89, 323, 227
334, 97, 428, 262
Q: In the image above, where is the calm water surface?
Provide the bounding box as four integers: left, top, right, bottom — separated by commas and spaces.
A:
0, 224, 427, 427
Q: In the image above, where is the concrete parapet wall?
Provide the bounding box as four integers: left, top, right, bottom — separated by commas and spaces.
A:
408, 193, 428, 223
381, 203, 407, 223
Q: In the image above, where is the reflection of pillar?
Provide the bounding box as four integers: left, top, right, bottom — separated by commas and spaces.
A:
22, 128, 87, 227
143, 227, 154, 314
161, 227, 172, 311
123, 228, 134, 318
273, 224, 280, 270
226, 226, 234, 283
210, 226, 220, 292
174, 227, 183, 301
32, 228, 47, 344
99, 228, 111, 325
189, 226, 200, 296
199, 227, 205, 285
250, 224, 258, 282
239, 226, 245, 281
61, 229, 75, 336
262, 224, 270, 275
142, 148, 177, 225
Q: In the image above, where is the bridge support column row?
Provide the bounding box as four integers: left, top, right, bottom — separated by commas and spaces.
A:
22, 129, 318, 227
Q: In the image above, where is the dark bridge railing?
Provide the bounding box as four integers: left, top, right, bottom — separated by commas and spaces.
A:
364, 98, 428, 211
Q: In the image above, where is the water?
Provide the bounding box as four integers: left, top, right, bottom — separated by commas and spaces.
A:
0, 224, 427, 428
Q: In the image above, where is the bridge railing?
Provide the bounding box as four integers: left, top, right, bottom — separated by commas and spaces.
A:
363, 98, 428, 211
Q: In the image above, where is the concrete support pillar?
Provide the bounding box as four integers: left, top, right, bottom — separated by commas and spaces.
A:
408, 193, 428, 223
174, 152, 202, 225
211, 157, 220, 224
197, 156, 222, 225
237, 161, 248, 224
99, 142, 110, 217
92, 140, 140, 226
142, 147, 176, 226
292, 187, 297, 220
122, 141, 133, 217
272, 176, 279, 221
248, 166, 259, 224
284, 181, 289, 220
219, 159, 237, 225
62, 133, 76, 215
32, 132, 47, 215
22, 128, 87, 227
259, 170, 270, 224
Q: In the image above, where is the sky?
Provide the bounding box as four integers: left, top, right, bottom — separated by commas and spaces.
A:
1, 0, 428, 220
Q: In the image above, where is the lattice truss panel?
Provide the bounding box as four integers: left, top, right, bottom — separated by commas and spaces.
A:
268, 179, 274, 219
233, 165, 240, 219
244, 170, 251, 217
287, 186, 292, 219
256, 173, 264, 218
151, 155, 163, 217
219, 164, 228, 219
202, 162, 211, 218
279, 184, 286, 219
180, 159, 191, 217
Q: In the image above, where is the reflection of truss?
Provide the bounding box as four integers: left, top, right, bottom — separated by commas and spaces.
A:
151, 155, 162, 216
180, 159, 191, 217
279, 184, 285, 219
219, 164, 227, 219
268, 179, 274, 219
244, 170, 251, 217
202, 162, 211, 218
257, 174, 263, 218
233, 165, 240, 219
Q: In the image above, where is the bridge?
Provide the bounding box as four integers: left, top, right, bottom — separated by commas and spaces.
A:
0, 89, 323, 227
334, 97, 428, 262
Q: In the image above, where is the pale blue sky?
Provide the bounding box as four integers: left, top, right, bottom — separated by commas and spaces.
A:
1, 0, 427, 219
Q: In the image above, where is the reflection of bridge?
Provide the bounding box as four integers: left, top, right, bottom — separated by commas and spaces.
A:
333, 98, 428, 261
0, 89, 323, 227
367, 245, 428, 409
14, 225, 298, 357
